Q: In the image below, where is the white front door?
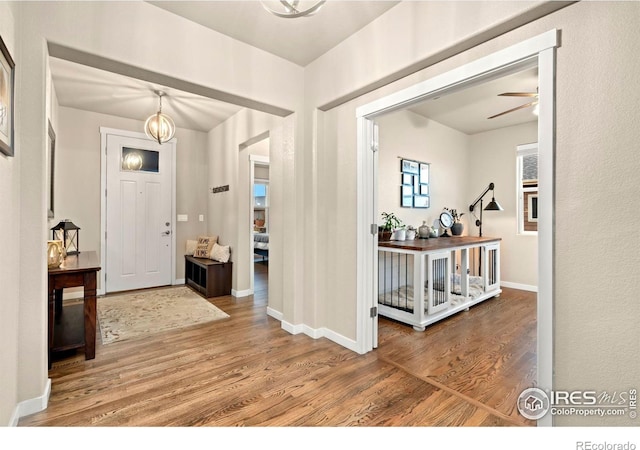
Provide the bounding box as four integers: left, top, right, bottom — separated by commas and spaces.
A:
105, 133, 174, 293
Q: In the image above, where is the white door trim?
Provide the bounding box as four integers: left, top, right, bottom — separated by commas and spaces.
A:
355, 29, 558, 426
99, 127, 177, 295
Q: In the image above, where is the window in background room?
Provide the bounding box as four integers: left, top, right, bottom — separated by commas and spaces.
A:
254, 182, 269, 233
517, 143, 538, 234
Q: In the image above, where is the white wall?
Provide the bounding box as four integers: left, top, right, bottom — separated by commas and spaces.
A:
55, 106, 209, 285
377, 109, 470, 233
9, 1, 305, 424
255, 165, 269, 180
550, 2, 640, 426
7, 0, 639, 428
308, 1, 640, 426
316, 105, 358, 339
377, 110, 538, 288
249, 138, 270, 160
206, 109, 285, 304
175, 129, 210, 280
468, 122, 538, 288
306, 1, 565, 344
305, 1, 556, 109
15, 1, 50, 424
29, 1, 303, 114
0, 0, 19, 427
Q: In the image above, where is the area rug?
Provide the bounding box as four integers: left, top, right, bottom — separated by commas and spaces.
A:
97, 286, 229, 345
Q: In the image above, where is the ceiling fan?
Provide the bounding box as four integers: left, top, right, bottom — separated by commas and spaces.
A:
488, 89, 538, 119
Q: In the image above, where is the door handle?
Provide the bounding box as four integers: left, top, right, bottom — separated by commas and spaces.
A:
162, 230, 171, 236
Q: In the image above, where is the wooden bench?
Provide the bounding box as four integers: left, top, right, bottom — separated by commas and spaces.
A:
185, 255, 232, 298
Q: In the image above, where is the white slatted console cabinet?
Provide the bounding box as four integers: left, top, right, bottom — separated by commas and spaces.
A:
378, 236, 501, 331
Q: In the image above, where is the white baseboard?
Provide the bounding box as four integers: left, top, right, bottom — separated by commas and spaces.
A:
232, 288, 252, 298
174, 278, 185, 285
8, 378, 51, 426
280, 319, 359, 353
301, 324, 324, 339
266, 307, 283, 321
281, 320, 304, 335
321, 328, 359, 353
501, 281, 538, 292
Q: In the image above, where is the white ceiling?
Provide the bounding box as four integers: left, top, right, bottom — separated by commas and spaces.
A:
50, 57, 243, 132
147, 1, 401, 67
408, 67, 539, 135
50, 1, 539, 135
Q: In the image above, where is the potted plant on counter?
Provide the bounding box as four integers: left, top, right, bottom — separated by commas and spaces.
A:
445, 208, 465, 236
379, 212, 402, 241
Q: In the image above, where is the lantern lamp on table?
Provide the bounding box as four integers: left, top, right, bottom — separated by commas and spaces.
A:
51, 220, 81, 255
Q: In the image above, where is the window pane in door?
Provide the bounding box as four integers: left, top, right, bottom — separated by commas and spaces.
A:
122, 147, 160, 173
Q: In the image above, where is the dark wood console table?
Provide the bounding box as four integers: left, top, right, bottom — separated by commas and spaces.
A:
47, 251, 101, 369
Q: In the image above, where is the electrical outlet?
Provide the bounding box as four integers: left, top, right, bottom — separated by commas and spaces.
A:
199, 215, 204, 222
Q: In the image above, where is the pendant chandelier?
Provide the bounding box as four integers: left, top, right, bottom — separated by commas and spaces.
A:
144, 90, 175, 144
260, 0, 326, 18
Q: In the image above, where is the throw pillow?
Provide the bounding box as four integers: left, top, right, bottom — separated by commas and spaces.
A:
210, 243, 230, 263
185, 239, 198, 256
193, 235, 217, 258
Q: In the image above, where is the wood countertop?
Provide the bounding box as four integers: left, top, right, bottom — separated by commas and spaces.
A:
378, 235, 501, 252
48, 251, 100, 274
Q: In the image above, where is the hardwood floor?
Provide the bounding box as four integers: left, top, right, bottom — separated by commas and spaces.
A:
19, 263, 536, 427
376, 287, 536, 426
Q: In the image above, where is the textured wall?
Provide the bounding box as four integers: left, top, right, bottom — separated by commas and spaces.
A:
468, 122, 538, 288
206, 109, 284, 296
0, 0, 18, 427
377, 109, 470, 233
550, 1, 640, 426
56, 107, 209, 283
309, 1, 640, 425
10, 1, 303, 423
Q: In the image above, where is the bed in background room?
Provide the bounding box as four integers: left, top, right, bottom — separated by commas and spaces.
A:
254, 232, 269, 261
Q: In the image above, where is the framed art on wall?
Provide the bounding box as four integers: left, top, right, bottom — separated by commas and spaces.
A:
399, 157, 431, 209
401, 185, 413, 207
414, 195, 430, 208
419, 163, 429, 184
401, 159, 419, 175
0, 34, 15, 157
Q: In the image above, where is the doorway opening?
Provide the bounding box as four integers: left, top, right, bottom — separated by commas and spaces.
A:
247, 138, 270, 297
356, 29, 558, 426
372, 65, 539, 426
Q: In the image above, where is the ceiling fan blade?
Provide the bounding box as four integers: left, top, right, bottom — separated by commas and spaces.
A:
498, 92, 538, 97
487, 101, 538, 119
